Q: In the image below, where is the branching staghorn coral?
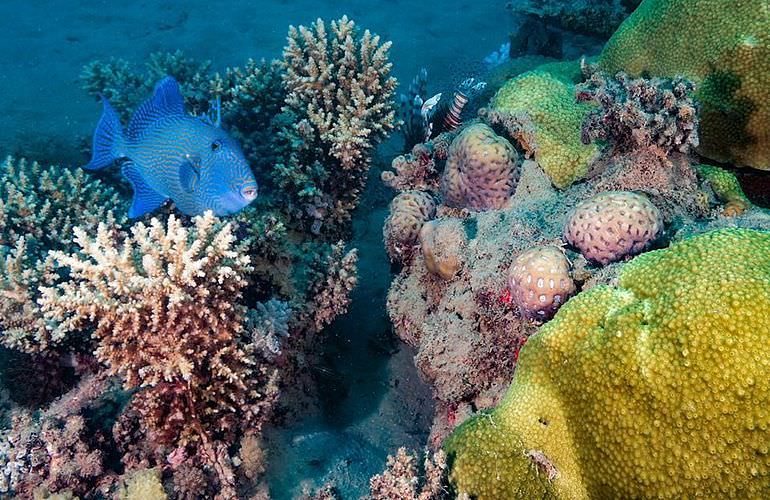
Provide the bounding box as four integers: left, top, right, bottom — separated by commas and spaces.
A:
302, 242, 359, 332
279, 16, 398, 233
0, 156, 126, 353
38, 213, 279, 492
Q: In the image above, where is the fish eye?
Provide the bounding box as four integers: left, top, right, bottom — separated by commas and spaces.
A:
211, 140, 222, 152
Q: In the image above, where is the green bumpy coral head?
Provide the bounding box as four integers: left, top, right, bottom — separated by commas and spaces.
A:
445, 228, 770, 498
696, 164, 752, 215
599, 0, 770, 169
491, 64, 599, 189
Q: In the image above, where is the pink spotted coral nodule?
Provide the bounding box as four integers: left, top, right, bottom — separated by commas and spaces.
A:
564, 191, 663, 265
508, 245, 575, 321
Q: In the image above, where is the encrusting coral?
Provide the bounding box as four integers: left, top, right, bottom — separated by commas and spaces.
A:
564, 191, 662, 265
491, 66, 599, 188
598, 0, 770, 169
696, 164, 752, 216
440, 123, 521, 211
445, 228, 770, 498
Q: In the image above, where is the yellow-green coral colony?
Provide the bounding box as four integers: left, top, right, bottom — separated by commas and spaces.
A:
445, 228, 770, 498
599, 0, 770, 169
490, 67, 599, 189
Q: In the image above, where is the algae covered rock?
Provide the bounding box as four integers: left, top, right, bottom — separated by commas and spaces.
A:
599, 0, 770, 169
491, 65, 599, 189
445, 228, 770, 498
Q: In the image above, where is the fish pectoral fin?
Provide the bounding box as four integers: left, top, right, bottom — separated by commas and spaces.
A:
122, 162, 168, 218
179, 157, 201, 193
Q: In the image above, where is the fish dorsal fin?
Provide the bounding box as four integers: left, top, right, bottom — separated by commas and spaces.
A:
179, 155, 201, 193
127, 76, 186, 141
122, 162, 168, 218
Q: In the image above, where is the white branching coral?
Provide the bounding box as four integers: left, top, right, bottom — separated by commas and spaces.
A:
283, 16, 397, 171
38, 213, 277, 450
0, 156, 126, 353
279, 16, 398, 233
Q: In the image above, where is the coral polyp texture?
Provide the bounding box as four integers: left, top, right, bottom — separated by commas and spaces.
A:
440, 123, 520, 210
508, 245, 575, 320
598, 0, 770, 169
491, 67, 599, 189
383, 191, 436, 262
419, 218, 467, 281
564, 191, 662, 265
445, 228, 770, 499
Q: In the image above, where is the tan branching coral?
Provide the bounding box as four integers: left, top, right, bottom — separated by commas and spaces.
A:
38, 213, 278, 460
279, 16, 397, 232
0, 156, 126, 353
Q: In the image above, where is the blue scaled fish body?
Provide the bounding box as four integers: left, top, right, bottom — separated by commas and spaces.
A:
83, 76, 258, 217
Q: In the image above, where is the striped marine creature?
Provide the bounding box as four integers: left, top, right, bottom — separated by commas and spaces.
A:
83, 76, 258, 217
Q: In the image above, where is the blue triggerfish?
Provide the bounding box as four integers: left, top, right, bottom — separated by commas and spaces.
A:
83, 76, 258, 217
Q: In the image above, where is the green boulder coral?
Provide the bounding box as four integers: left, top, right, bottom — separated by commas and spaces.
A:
599, 0, 770, 169
445, 228, 770, 498
696, 164, 752, 215
491, 64, 599, 189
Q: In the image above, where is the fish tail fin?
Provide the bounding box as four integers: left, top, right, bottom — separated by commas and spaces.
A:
83, 97, 126, 170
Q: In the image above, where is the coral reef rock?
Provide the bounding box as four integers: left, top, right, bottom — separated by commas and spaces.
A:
445, 228, 770, 499
563, 191, 662, 265
508, 245, 575, 321
440, 123, 520, 211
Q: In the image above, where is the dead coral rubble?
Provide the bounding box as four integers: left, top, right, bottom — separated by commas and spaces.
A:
577, 64, 699, 155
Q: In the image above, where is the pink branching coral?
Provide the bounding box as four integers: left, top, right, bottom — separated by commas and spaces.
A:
279, 16, 398, 233
577, 63, 699, 155
38, 213, 279, 494
306, 242, 359, 332
367, 447, 449, 500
